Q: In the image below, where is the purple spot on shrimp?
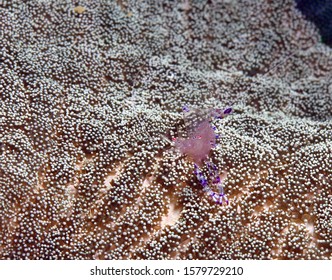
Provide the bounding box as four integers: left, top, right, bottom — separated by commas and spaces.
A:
213, 177, 221, 184
224, 107, 232, 114
200, 179, 208, 186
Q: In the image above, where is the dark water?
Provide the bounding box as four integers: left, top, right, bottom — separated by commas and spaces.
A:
295, 0, 332, 46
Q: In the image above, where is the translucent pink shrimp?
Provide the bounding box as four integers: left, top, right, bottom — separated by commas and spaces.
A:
173, 106, 232, 205
174, 120, 216, 166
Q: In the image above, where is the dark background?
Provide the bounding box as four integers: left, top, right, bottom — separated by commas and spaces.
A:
295, 0, 332, 47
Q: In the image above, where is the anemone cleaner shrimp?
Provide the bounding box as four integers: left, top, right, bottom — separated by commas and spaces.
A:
171, 105, 232, 205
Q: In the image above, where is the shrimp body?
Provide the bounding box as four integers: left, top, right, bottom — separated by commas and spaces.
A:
174, 120, 216, 166
173, 106, 232, 205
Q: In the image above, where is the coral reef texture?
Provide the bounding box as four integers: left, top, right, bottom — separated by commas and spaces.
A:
0, 0, 331, 260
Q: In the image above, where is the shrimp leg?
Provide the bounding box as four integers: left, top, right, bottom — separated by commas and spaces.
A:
193, 163, 229, 205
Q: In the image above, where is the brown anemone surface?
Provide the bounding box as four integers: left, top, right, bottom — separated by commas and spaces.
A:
0, 0, 331, 259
